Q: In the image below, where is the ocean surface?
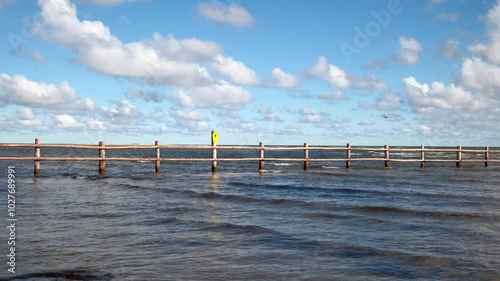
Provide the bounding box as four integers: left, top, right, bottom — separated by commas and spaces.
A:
0, 147, 499, 281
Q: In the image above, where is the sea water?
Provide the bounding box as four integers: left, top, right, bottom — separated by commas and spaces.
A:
0, 148, 499, 280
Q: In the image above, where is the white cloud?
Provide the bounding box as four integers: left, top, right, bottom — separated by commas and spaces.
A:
403, 76, 476, 112
305, 56, 350, 88
271, 68, 299, 89
399, 37, 422, 65
16, 107, 35, 120
197, 2, 254, 28
125, 88, 167, 103
258, 106, 282, 122
358, 120, 375, 126
1, 107, 44, 127
146, 33, 222, 63
172, 80, 253, 109
0, 73, 95, 111
363, 58, 389, 70
30, 51, 45, 62
298, 107, 329, 123
318, 91, 349, 101
468, 0, 500, 65
440, 39, 461, 59
168, 107, 209, 132
169, 107, 206, 121
461, 57, 500, 91
419, 124, 432, 136
99, 100, 144, 124
436, 13, 460, 22
376, 94, 402, 111
352, 76, 388, 90
54, 114, 85, 128
35, 0, 213, 88
87, 118, 105, 130
211, 55, 261, 86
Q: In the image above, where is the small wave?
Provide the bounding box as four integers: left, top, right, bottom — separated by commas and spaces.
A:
0, 269, 114, 281
205, 222, 277, 235
303, 212, 353, 219
270, 198, 297, 205
71, 175, 100, 180
270, 163, 301, 167
353, 205, 498, 221
143, 217, 178, 226
335, 245, 458, 267
321, 166, 339, 169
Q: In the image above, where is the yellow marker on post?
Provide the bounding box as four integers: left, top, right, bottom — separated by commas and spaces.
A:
211, 131, 219, 145
211, 131, 218, 172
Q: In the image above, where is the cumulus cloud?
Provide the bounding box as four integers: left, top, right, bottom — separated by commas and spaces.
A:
352, 76, 388, 90
16, 107, 36, 120
54, 114, 85, 128
318, 91, 349, 101
298, 107, 329, 123
461, 57, 500, 91
168, 107, 209, 132
376, 94, 402, 111
305, 56, 350, 88
468, 0, 500, 65
99, 100, 144, 124
197, 1, 254, 28
419, 124, 432, 136
258, 106, 282, 122
440, 39, 461, 59
172, 80, 253, 109
125, 88, 167, 103
271, 68, 299, 89
363, 58, 389, 70
403, 76, 476, 112
211, 55, 261, 86
399, 37, 422, 65
35, 0, 213, 88
0, 73, 95, 112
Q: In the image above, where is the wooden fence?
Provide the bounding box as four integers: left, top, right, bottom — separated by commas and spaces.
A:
0, 136, 499, 176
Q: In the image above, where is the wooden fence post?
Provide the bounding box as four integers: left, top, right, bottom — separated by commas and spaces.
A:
456, 145, 462, 168
99, 141, 105, 174
303, 143, 309, 171
155, 140, 160, 173
34, 138, 40, 176
346, 143, 351, 169
384, 144, 390, 168
485, 146, 489, 167
259, 142, 264, 171
420, 145, 425, 168
211, 132, 217, 173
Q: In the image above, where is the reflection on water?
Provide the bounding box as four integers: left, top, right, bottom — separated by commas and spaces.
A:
0, 157, 499, 280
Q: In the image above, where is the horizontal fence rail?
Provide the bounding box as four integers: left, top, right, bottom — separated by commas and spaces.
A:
0, 137, 499, 176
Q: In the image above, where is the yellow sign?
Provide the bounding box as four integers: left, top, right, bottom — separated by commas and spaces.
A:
211, 131, 219, 144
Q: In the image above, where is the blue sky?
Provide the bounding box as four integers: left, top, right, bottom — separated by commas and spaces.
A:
1, 0, 499, 145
